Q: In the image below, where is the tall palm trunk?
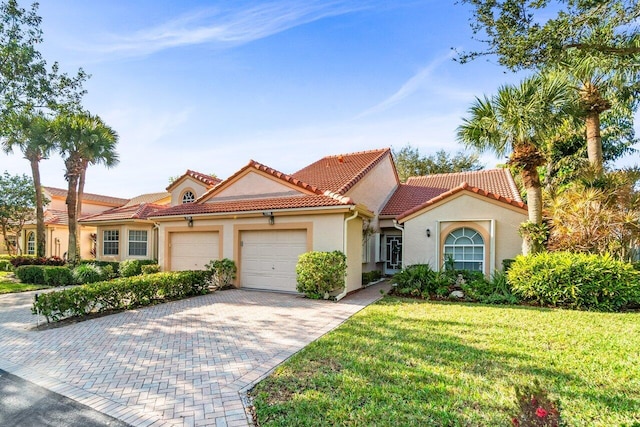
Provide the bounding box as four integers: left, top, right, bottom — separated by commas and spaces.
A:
585, 111, 603, 173
65, 155, 81, 265
580, 81, 610, 174
29, 157, 46, 257
76, 160, 89, 221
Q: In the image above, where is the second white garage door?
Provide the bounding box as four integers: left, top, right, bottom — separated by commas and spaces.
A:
170, 231, 219, 271
240, 229, 307, 292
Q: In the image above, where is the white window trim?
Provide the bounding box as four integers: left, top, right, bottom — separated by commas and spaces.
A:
103, 230, 119, 256
127, 229, 149, 258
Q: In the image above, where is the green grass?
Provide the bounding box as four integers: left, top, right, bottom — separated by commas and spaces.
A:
0, 271, 48, 294
251, 297, 640, 426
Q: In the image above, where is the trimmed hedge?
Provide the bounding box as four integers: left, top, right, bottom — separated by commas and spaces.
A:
507, 252, 640, 312
296, 251, 347, 299
32, 270, 211, 322
15, 265, 73, 286
10, 256, 65, 267
362, 270, 382, 285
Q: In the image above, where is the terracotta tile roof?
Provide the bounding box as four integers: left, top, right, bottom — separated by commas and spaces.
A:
380, 185, 449, 216
80, 203, 167, 223
152, 194, 352, 218
397, 182, 527, 222
405, 169, 522, 202
43, 186, 128, 206
185, 170, 221, 187
124, 192, 171, 206
166, 170, 222, 191
43, 209, 69, 226
292, 148, 392, 194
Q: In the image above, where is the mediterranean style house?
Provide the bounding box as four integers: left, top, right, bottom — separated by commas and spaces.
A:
0, 187, 128, 259
5, 148, 528, 295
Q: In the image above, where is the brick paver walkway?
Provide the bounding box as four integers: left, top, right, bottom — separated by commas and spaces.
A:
0, 282, 390, 426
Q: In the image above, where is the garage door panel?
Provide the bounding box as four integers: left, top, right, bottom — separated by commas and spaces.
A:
241, 230, 307, 292
170, 231, 219, 271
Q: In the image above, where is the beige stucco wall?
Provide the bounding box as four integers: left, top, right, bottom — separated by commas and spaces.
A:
401, 192, 527, 275
156, 210, 365, 293
212, 172, 297, 199
343, 155, 398, 272
18, 224, 96, 259
169, 178, 210, 206
46, 196, 115, 216
95, 224, 156, 262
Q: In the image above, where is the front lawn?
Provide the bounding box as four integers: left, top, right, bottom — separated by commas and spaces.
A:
251, 297, 640, 426
0, 271, 48, 294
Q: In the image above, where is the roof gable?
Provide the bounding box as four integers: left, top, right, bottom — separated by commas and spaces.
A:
292, 148, 392, 195
397, 182, 527, 222
197, 160, 324, 203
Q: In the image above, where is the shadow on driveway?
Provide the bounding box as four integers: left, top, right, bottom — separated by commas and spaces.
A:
0, 369, 129, 427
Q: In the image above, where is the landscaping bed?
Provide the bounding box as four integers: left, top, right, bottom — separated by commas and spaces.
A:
250, 297, 640, 426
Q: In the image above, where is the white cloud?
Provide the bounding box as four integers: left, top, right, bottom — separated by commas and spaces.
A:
85, 1, 373, 59
356, 51, 457, 119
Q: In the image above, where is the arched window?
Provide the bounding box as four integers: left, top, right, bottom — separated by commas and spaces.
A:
27, 232, 36, 255
182, 191, 195, 204
443, 227, 484, 272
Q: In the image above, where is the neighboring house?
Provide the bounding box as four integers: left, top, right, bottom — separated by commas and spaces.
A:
10, 187, 129, 258
379, 169, 527, 276
149, 149, 398, 295
79, 170, 221, 262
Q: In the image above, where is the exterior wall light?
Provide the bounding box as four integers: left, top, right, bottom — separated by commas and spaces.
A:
426, 228, 431, 237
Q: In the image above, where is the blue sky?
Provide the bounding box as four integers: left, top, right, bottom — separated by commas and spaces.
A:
2, 1, 636, 198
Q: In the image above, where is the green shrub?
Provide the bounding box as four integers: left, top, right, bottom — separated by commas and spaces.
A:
15, 265, 46, 284
296, 251, 347, 299
392, 264, 437, 297
11, 256, 65, 268
141, 264, 161, 275
43, 266, 73, 286
362, 270, 382, 285
119, 259, 142, 277
502, 258, 516, 272
205, 258, 237, 289
0, 259, 12, 271
462, 269, 520, 304
32, 270, 212, 323
507, 252, 640, 312
73, 263, 108, 284
79, 260, 120, 275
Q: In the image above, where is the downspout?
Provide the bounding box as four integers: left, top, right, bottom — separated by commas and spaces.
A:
335, 208, 359, 301
152, 223, 160, 264
393, 220, 404, 270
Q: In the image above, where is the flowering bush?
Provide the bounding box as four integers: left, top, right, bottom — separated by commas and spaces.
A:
512, 379, 561, 427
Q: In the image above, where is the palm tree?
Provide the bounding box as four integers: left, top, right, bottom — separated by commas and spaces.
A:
53, 112, 119, 265
560, 54, 639, 174
1, 112, 54, 257
457, 75, 573, 254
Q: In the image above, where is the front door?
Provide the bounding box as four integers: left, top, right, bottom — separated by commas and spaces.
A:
384, 235, 402, 274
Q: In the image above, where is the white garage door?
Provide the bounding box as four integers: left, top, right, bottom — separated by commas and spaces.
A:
241, 229, 307, 292
170, 231, 219, 271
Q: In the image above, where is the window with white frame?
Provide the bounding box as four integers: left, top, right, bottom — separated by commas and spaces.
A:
443, 227, 484, 272
26, 232, 35, 255
182, 190, 195, 204
128, 230, 148, 257
103, 230, 119, 256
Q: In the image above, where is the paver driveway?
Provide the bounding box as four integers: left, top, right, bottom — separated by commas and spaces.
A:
0, 283, 390, 426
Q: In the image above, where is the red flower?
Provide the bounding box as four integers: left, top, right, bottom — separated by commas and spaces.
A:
511, 417, 520, 426
536, 407, 548, 418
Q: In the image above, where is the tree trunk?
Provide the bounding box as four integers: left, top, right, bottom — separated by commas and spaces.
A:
29, 157, 46, 258
65, 156, 82, 266
76, 161, 88, 221
521, 166, 543, 255
586, 111, 603, 174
